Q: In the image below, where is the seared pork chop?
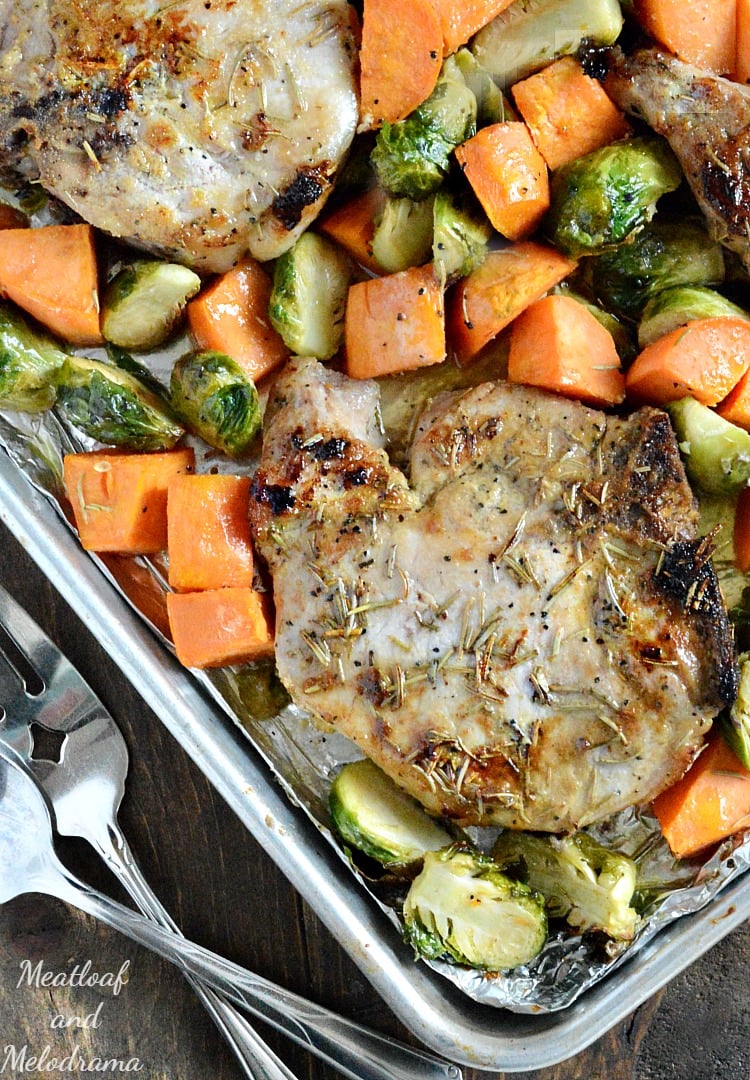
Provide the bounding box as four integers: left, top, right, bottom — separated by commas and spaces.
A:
250, 358, 737, 832
0, 1, 358, 271
605, 46, 750, 271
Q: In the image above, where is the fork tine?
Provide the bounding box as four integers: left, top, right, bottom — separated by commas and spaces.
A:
0, 645, 28, 700
0, 583, 107, 736
0, 615, 45, 694
0, 646, 35, 758
0, 584, 60, 686
0, 587, 51, 756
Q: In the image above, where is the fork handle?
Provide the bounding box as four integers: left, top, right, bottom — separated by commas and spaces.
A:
48, 864, 461, 1080
96, 824, 297, 1080
193, 990, 299, 1080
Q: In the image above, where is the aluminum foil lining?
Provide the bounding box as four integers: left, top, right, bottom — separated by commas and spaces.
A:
2, 384, 749, 1016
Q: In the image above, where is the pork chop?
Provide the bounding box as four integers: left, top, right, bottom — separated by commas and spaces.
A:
250, 357, 737, 833
604, 45, 750, 271
0, 1, 359, 271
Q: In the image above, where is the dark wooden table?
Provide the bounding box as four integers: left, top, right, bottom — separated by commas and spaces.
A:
1, 521, 749, 1079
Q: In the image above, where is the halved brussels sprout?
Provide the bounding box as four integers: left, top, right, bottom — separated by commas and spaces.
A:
371, 195, 435, 274
667, 396, 750, 494
493, 831, 639, 941
106, 343, 171, 399
638, 285, 750, 348
591, 217, 726, 320
454, 48, 514, 125
472, 0, 624, 89
722, 651, 750, 770
56, 355, 184, 450
545, 136, 683, 258
371, 56, 477, 200
101, 260, 201, 350
330, 758, 453, 869
169, 349, 261, 457
0, 301, 68, 412
403, 845, 548, 970
269, 232, 352, 360
432, 189, 492, 282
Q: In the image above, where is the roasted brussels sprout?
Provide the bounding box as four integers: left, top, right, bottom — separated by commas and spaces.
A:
371, 56, 477, 200
0, 301, 68, 412
454, 48, 513, 125
370, 195, 435, 273
722, 651, 750, 770
432, 189, 492, 282
330, 758, 453, 868
101, 260, 201, 350
106, 343, 171, 399
472, 0, 624, 89
56, 355, 184, 450
403, 845, 548, 969
591, 218, 726, 320
638, 285, 750, 348
493, 831, 639, 941
15, 182, 48, 216
169, 349, 261, 457
545, 136, 683, 258
667, 396, 750, 494
268, 231, 352, 360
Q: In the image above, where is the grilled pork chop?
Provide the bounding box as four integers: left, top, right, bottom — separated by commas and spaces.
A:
604, 46, 750, 271
250, 357, 737, 832
0, 1, 358, 271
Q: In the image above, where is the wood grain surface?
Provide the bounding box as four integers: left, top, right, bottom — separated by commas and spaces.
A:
1, 522, 749, 1079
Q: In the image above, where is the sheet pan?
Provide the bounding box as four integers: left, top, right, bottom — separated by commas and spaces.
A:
2, 446, 750, 1073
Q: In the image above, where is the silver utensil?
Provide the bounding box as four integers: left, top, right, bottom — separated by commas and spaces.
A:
0, 584, 295, 1080
0, 585, 461, 1080
0, 740, 461, 1080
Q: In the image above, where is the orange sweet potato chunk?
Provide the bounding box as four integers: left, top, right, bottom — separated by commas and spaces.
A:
167, 587, 275, 668
187, 257, 288, 382
626, 317, 750, 406
446, 241, 577, 363
64, 448, 195, 554
455, 122, 550, 241
167, 474, 255, 592
344, 264, 445, 378
635, 0, 736, 75
168, 473, 256, 591
0, 224, 102, 346
319, 188, 386, 274
507, 293, 626, 407
511, 56, 631, 171
653, 734, 750, 858
359, 0, 443, 126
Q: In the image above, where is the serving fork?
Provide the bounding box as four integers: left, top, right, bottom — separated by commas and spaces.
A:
0, 583, 461, 1080
0, 583, 294, 1080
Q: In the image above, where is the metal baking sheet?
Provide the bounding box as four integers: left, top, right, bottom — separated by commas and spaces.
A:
2, 447, 750, 1072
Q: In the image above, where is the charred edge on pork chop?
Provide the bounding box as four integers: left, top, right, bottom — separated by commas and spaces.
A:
575, 408, 738, 708
250, 358, 738, 832
652, 537, 739, 708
